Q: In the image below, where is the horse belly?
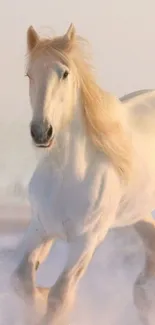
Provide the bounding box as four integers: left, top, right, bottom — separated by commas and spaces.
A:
114, 173, 155, 228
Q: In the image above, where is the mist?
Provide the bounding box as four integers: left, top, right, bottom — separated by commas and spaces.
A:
0, 0, 155, 324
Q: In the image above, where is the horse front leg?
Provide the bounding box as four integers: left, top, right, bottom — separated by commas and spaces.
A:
39, 233, 99, 325
12, 215, 53, 303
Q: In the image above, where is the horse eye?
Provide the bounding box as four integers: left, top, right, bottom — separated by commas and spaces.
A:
62, 70, 69, 79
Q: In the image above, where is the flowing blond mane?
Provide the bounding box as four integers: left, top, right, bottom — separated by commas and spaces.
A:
27, 26, 132, 181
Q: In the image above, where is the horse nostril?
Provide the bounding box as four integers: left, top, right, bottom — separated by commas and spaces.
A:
47, 125, 53, 139
30, 125, 36, 139
30, 122, 53, 145
30, 123, 42, 142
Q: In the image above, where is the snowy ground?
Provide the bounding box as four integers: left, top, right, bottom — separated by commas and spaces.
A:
0, 204, 149, 325
0, 132, 154, 324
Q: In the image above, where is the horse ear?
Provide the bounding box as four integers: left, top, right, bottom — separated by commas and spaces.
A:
64, 23, 76, 43
27, 26, 39, 52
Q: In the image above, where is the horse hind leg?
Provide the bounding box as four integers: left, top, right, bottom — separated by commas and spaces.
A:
133, 215, 155, 325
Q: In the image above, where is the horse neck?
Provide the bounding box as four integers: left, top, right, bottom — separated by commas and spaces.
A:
50, 96, 99, 178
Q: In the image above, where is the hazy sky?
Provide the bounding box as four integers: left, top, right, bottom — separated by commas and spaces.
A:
0, 0, 155, 192
1, 0, 155, 116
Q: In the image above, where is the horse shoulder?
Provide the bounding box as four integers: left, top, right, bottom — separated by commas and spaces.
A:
85, 164, 123, 240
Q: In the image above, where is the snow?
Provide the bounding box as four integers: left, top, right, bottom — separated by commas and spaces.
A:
0, 203, 148, 324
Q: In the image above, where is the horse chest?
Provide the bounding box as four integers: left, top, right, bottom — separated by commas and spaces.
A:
29, 162, 106, 238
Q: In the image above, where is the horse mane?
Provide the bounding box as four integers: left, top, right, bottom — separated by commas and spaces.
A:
28, 30, 133, 181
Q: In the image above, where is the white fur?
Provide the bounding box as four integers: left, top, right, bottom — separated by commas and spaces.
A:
29, 89, 155, 235
12, 86, 155, 325
11, 26, 155, 325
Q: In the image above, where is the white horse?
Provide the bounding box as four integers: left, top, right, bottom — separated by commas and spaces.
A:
12, 24, 155, 325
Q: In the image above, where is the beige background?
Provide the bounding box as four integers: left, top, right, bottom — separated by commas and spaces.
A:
0, 0, 154, 193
